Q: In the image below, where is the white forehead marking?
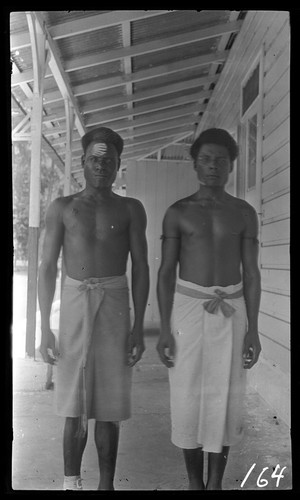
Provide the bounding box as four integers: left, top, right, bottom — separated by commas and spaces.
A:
91, 142, 108, 156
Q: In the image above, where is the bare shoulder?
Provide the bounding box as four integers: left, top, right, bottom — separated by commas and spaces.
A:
166, 196, 191, 215
120, 195, 146, 217
226, 194, 257, 215
121, 195, 145, 209
46, 194, 80, 223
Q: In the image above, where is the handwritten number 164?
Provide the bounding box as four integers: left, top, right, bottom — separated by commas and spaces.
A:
241, 463, 286, 488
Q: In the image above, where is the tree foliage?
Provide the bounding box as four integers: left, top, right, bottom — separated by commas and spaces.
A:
13, 142, 64, 262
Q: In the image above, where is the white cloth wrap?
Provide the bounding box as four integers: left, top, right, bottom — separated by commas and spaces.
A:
169, 278, 247, 453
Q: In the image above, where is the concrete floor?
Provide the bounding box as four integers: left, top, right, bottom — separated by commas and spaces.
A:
11, 334, 292, 491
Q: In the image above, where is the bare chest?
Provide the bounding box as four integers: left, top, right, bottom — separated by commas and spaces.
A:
181, 204, 244, 242
64, 200, 128, 241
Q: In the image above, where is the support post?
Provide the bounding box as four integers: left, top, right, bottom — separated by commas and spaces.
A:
25, 13, 48, 358
60, 98, 75, 296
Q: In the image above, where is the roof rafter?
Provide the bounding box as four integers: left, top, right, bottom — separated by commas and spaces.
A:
10, 10, 173, 50
64, 20, 242, 73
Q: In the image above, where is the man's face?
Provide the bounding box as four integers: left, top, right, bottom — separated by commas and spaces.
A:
82, 141, 120, 189
194, 143, 233, 187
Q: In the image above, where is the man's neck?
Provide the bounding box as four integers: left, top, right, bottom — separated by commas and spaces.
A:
82, 186, 114, 201
196, 184, 226, 201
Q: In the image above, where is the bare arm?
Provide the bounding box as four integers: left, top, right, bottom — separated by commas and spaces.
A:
127, 199, 149, 366
156, 206, 181, 367
38, 198, 64, 364
241, 204, 262, 369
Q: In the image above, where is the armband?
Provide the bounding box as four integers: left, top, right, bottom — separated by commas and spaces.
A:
160, 234, 180, 241
242, 236, 259, 244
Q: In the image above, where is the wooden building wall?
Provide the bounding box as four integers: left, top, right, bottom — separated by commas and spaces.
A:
193, 10, 290, 424
126, 159, 198, 328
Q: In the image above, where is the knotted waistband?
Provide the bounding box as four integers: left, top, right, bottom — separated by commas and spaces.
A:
64, 274, 128, 291
176, 279, 243, 318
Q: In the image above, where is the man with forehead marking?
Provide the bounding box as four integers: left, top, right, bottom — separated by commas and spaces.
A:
92, 143, 108, 155
38, 126, 149, 490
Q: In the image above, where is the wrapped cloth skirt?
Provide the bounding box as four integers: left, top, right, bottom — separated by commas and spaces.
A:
169, 277, 247, 453
55, 275, 132, 425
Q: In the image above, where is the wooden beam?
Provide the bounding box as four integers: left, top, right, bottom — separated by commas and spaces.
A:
63, 98, 75, 196
87, 95, 208, 127
64, 21, 242, 72
49, 103, 205, 146
11, 67, 52, 87
81, 80, 215, 115
136, 14, 242, 161
122, 20, 134, 139
50, 10, 173, 40
33, 12, 85, 137
25, 12, 48, 358
138, 131, 195, 160
70, 123, 196, 159
10, 11, 172, 50
123, 125, 196, 149
71, 114, 198, 154
41, 51, 228, 103
43, 91, 209, 126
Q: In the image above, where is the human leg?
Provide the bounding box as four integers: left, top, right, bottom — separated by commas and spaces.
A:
63, 417, 88, 477
94, 421, 120, 490
206, 446, 230, 490
183, 447, 205, 490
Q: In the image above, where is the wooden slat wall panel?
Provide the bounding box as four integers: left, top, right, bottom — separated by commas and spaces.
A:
261, 268, 289, 292
262, 167, 289, 198
260, 291, 290, 323
259, 334, 290, 374
262, 141, 289, 178
259, 312, 290, 350
260, 244, 289, 268
261, 217, 289, 242
262, 117, 289, 156
262, 192, 289, 219
263, 69, 289, 116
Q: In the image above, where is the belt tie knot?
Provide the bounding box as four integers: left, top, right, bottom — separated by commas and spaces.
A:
78, 279, 104, 292
203, 289, 236, 318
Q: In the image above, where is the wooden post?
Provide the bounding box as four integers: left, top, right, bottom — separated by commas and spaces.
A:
60, 98, 75, 297
25, 13, 48, 358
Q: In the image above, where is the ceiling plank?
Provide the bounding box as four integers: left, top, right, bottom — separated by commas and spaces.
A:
41, 50, 229, 103
50, 103, 205, 146
50, 10, 173, 39
45, 104, 206, 146
70, 114, 198, 154
10, 11, 173, 50
138, 130, 195, 160
11, 48, 228, 91
64, 21, 242, 72
140, 13, 242, 160
81, 81, 214, 115
71, 125, 195, 160
43, 91, 209, 126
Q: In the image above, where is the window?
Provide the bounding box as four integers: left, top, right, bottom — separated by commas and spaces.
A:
240, 52, 263, 192
247, 114, 258, 190
242, 64, 260, 115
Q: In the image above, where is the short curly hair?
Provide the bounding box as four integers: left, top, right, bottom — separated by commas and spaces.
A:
190, 128, 239, 162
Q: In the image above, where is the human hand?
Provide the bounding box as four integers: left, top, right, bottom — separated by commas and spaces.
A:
127, 328, 145, 367
156, 332, 175, 368
40, 328, 59, 365
242, 330, 261, 369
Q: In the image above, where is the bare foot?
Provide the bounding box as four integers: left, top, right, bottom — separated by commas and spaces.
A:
188, 480, 205, 490
206, 482, 222, 490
